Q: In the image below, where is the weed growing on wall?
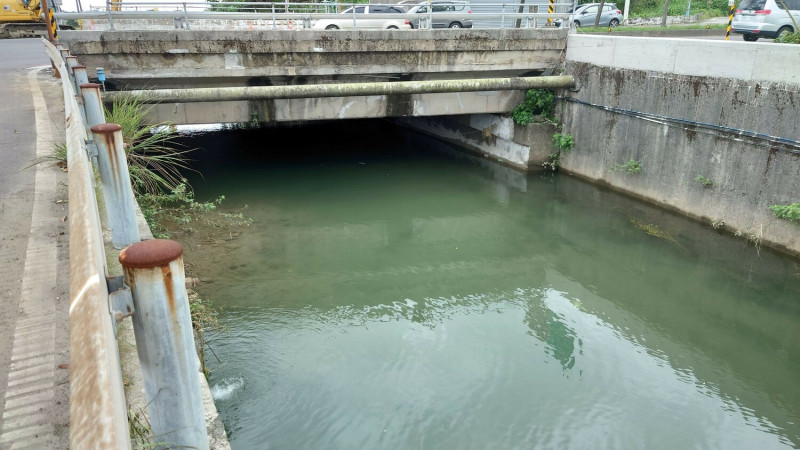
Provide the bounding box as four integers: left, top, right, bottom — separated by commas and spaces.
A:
512, 88, 555, 125
611, 159, 642, 174
695, 175, 713, 187
770, 203, 800, 223
543, 133, 575, 171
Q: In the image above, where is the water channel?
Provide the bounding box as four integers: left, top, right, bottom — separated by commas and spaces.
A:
176, 120, 800, 449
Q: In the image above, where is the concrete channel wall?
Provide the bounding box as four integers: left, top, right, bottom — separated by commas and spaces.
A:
561, 35, 800, 256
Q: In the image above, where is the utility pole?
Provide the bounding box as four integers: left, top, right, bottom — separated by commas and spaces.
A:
661, 0, 671, 27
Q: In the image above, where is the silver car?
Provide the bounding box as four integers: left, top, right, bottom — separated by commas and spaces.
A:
407, 1, 474, 29
732, 0, 800, 41
312, 5, 412, 30
564, 3, 622, 28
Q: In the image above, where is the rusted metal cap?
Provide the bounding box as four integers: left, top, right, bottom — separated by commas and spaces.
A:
73, 65, 87, 69
66, 55, 77, 60
90, 123, 122, 134
79, 83, 102, 89
120, 239, 183, 269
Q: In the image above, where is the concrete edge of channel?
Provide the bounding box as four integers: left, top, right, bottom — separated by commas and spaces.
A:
580, 28, 726, 38
96, 185, 231, 448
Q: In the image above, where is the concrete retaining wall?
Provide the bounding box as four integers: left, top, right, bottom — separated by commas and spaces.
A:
566, 34, 800, 85
560, 60, 800, 256
397, 114, 555, 170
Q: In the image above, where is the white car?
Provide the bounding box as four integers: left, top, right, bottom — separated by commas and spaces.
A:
312, 5, 413, 30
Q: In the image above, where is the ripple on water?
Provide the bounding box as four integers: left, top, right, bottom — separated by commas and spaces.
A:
211, 377, 245, 402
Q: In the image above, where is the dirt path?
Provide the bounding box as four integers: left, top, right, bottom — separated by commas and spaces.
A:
0, 39, 71, 448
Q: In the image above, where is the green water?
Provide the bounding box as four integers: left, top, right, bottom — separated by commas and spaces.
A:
181, 121, 800, 449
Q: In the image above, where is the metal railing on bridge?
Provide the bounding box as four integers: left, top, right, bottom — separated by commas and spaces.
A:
55, 1, 576, 31
42, 39, 211, 449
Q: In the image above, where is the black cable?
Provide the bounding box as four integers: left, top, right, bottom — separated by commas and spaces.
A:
561, 97, 800, 155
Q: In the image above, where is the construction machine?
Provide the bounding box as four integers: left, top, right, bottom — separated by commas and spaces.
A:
0, 0, 65, 39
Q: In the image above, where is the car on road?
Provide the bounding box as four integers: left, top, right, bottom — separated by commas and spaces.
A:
732, 0, 799, 41
312, 5, 412, 30
557, 3, 622, 28
407, 1, 473, 29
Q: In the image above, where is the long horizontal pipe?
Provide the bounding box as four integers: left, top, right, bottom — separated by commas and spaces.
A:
103, 76, 575, 104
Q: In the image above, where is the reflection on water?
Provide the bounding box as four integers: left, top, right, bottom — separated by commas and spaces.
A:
178, 121, 800, 449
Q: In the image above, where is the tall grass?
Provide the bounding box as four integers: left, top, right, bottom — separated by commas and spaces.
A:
104, 96, 194, 196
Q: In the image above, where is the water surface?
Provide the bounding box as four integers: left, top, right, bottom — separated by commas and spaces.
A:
180, 121, 800, 449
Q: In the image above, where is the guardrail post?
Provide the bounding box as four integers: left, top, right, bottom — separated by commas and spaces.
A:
73, 65, 89, 87
119, 239, 209, 450
90, 123, 141, 248
80, 82, 105, 128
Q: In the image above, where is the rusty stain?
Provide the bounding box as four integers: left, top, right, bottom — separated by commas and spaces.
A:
162, 265, 176, 317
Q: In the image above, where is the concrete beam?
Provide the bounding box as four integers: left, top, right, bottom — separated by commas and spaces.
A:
140, 91, 525, 124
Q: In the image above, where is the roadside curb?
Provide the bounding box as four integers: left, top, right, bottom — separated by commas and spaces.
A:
581, 29, 727, 37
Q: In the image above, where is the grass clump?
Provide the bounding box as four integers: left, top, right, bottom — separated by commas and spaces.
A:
611, 159, 642, 174
26, 142, 68, 171
695, 175, 712, 187
104, 96, 193, 196
630, 218, 679, 245
770, 203, 800, 223
543, 133, 575, 172
578, 23, 726, 32
775, 32, 800, 44
138, 181, 251, 239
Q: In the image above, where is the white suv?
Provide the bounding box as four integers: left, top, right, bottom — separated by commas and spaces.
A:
312, 5, 412, 30
732, 0, 800, 41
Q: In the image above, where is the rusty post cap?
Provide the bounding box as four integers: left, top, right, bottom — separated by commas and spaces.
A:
79, 82, 102, 89
120, 239, 183, 269
90, 123, 122, 134
73, 65, 87, 69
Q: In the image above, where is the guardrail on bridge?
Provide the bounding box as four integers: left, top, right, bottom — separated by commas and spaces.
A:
42, 38, 210, 449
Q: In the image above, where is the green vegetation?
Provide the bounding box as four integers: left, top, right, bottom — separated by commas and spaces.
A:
578, 23, 726, 32
26, 142, 68, 171
138, 182, 251, 239
775, 32, 800, 44
627, 0, 730, 19
189, 290, 224, 377
611, 159, 642, 174
128, 407, 153, 448
104, 97, 192, 196
630, 218, 679, 244
543, 133, 575, 172
695, 175, 712, 187
512, 88, 555, 125
770, 203, 800, 223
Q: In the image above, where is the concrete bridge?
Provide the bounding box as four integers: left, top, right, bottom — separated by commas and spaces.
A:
59, 28, 569, 124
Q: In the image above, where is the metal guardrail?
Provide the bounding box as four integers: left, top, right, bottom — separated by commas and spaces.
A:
42, 37, 132, 450
55, 1, 576, 30
41, 38, 209, 449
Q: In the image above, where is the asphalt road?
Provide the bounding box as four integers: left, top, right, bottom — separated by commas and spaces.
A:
0, 39, 49, 200
0, 38, 70, 448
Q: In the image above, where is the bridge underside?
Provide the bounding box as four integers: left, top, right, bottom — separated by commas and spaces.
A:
144, 91, 521, 124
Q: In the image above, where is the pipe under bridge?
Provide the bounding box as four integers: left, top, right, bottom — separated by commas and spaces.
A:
60, 28, 570, 124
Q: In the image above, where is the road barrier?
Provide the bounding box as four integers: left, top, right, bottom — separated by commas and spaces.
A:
41, 38, 209, 449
